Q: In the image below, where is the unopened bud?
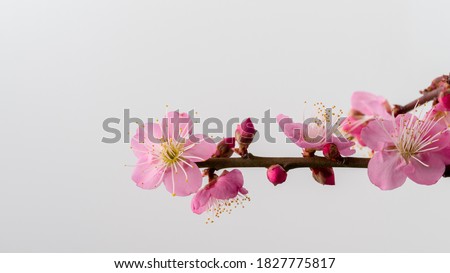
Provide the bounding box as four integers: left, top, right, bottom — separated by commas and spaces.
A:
235, 118, 257, 157
311, 167, 335, 186
438, 89, 450, 110
323, 143, 344, 163
213, 137, 236, 158
266, 164, 288, 186
236, 118, 256, 144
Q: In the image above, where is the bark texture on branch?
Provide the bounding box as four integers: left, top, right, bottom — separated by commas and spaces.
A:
197, 154, 369, 171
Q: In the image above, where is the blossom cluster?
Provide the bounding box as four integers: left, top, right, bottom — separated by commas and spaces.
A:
130, 75, 450, 221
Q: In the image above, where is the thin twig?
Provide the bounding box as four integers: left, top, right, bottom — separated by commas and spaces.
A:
392, 87, 441, 116
197, 154, 369, 171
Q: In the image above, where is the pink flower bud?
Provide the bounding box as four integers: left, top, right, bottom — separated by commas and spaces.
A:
235, 118, 256, 144
323, 143, 343, 163
266, 164, 288, 186
235, 118, 257, 157
438, 89, 450, 110
213, 137, 236, 158
310, 167, 335, 186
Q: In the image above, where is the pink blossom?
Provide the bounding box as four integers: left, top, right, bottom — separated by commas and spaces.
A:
342, 91, 392, 146
361, 113, 450, 190
429, 102, 450, 126
131, 111, 216, 196
276, 114, 355, 156
191, 170, 249, 217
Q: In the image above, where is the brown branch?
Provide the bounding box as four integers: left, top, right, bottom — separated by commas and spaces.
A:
392, 87, 441, 116
196, 84, 448, 176
197, 154, 369, 171
197, 155, 450, 179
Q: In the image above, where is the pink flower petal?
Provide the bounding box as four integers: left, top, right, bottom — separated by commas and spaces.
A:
437, 146, 450, 165
285, 123, 304, 146
430, 103, 450, 126
132, 157, 165, 189
210, 169, 244, 200
162, 111, 193, 141
351, 91, 391, 118
162, 161, 203, 196
276, 114, 293, 125
277, 114, 303, 145
361, 119, 395, 151
191, 188, 211, 214
332, 136, 356, 156
420, 118, 450, 152
342, 116, 368, 145
183, 134, 216, 162
405, 153, 446, 186
130, 123, 162, 158
368, 151, 407, 190
239, 187, 249, 195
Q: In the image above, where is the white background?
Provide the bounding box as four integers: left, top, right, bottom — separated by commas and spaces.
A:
1, 0, 450, 252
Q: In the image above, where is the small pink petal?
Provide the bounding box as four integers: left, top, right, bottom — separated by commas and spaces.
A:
163, 161, 203, 196
191, 188, 211, 214
332, 136, 356, 156
368, 151, 407, 190
284, 123, 304, 146
209, 169, 244, 200
429, 103, 450, 126
239, 187, 248, 195
419, 118, 450, 152
132, 158, 164, 189
361, 119, 395, 151
437, 146, 450, 165
351, 91, 391, 118
130, 123, 162, 158
183, 134, 216, 162
405, 153, 445, 186
162, 111, 193, 140
276, 114, 293, 125
277, 114, 303, 145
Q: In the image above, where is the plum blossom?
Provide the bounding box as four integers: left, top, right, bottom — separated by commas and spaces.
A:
429, 102, 450, 126
277, 107, 354, 186
131, 111, 216, 196
342, 91, 392, 146
191, 169, 249, 222
361, 112, 450, 190
276, 111, 355, 156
